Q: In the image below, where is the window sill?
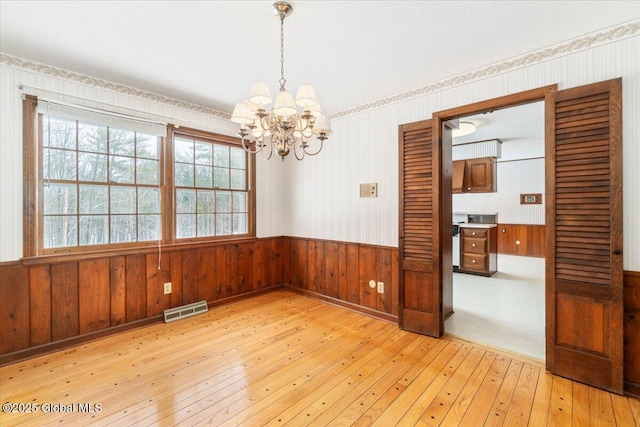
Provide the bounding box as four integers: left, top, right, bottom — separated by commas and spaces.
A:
21, 236, 259, 266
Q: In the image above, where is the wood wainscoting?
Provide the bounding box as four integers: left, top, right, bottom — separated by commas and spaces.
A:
0, 237, 287, 365
624, 271, 640, 396
497, 224, 545, 257
284, 237, 399, 322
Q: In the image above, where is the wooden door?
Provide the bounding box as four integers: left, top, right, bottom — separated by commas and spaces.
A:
546, 78, 623, 393
399, 119, 444, 336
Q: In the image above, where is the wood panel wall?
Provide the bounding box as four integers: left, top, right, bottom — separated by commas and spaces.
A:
624, 271, 640, 396
285, 238, 399, 321
3, 236, 639, 396
496, 224, 545, 257
0, 237, 286, 364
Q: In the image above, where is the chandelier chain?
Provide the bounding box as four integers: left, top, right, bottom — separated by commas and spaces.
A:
279, 14, 286, 90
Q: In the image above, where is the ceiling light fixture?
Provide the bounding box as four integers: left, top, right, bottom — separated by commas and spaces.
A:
231, 2, 332, 161
452, 121, 476, 138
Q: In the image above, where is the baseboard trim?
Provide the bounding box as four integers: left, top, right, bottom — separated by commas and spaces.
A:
624, 381, 640, 398
282, 284, 399, 324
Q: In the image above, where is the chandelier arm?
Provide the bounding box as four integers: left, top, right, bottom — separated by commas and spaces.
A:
302, 138, 324, 156
241, 136, 264, 154
261, 139, 274, 160
293, 141, 305, 161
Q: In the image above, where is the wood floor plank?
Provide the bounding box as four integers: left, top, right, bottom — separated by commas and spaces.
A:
324, 336, 437, 427
627, 396, 640, 426
528, 370, 554, 426
1, 291, 636, 427
438, 349, 498, 426
458, 354, 512, 425
610, 392, 636, 427
502, 363, 540, 427
547, 375, 573, 426
589, 386, 616, 427
572, 382, 592, 426
484, 358, 525, 426
415, 345, 485, 425
352, 339, 450, 426
369, 340, 465, 426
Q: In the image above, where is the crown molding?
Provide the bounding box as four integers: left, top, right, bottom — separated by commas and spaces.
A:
2, 19, 638, 122
0, 53, 232, 120
329, 19, 640, 120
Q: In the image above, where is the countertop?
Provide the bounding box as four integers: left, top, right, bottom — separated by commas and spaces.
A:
458, 223, 497, 229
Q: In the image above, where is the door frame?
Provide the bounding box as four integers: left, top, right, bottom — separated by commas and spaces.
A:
431, 84, 556, 341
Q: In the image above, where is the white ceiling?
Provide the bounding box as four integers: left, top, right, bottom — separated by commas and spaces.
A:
1, 1, 639, 116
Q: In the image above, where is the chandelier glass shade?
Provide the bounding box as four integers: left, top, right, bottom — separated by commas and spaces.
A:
230, 2, 332, 161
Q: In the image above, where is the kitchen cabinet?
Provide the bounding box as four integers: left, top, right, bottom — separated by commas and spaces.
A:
452, 157, 496, 193
459, 225, 497, 276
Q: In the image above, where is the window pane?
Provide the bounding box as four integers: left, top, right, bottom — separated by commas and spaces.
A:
195, 165, 213, 188
78, 123, 107, 153
175, 162, 194, 187
79, 215, 108, 245
109, 155, 135, 183
216, 214, 232, 235
138, 188, 160, 214
78, 152, 108, 182
216, 191, 231, 212
213, 145, 229, 167
44, 184, 77, 215
136, 158, 159, 185
175, 138, 193, 163
176, 189, 196, 213
43, 117, 76, 149
176, 214, 196, 238
195, 142, 212, 165
233, 213, 248, 234
111, 215, 136, 243
197, 214, 215, 237
197, 190, 215, 213
136, 134, 158, 159
138, 214, 160, 241
230, 147, 245, 169
44, 148, 76, 180
109, 128, 135, 156
111, 186, 136, 214
44, 215, 77, 248
230, 169, 245, 190
232, 192, 247, 213
214, 167, 229, 189
79, 185, 108, 214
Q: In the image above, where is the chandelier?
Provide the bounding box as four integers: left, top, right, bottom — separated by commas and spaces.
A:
231, 2, 332, 161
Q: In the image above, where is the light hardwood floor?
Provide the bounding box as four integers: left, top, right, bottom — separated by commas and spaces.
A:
1, 291, 638, 426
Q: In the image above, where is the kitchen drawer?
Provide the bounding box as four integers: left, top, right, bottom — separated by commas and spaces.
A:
463, 237, 486, 254
462, 253, 487, 271
462, 228, 488, 238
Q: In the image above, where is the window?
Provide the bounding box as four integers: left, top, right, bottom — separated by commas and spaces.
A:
173, 132, 249, 240
23, 96, 255, 257
41, 116, 161, 248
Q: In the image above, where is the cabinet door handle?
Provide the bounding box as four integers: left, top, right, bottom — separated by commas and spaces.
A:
472, 232, 476, 236
613, 249, 622, 255
472, 243, 476, 247
472, 260, 476, 263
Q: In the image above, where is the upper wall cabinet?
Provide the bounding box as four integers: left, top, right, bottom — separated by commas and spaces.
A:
453, 157, 496, 193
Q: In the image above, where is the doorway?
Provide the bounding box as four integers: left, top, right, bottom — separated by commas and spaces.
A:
443, 102, 546, 360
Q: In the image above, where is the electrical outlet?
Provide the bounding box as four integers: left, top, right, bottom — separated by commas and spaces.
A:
163, 282, 172, 294
377, 281, 384, 293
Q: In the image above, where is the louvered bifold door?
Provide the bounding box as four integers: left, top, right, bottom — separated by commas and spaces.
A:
399, 119, 443, 337
546, 79, 623, 393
